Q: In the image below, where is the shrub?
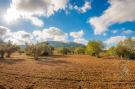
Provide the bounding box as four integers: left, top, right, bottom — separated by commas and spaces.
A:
85, 41, 104, 58
25, 42, 54, 60
56, 47, 69, 55
115, 38, 135, 59
0, 41, 19, 58
75, 46, 85, 55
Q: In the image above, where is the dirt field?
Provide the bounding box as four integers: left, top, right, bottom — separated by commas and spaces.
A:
0, 53, 135, 89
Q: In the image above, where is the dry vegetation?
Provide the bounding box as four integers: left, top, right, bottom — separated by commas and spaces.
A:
0, 53, 135, 89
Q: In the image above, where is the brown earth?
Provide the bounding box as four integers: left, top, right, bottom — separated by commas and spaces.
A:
0, 53, 135, 89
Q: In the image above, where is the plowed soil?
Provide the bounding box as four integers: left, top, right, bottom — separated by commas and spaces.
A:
0, 53, 135, 89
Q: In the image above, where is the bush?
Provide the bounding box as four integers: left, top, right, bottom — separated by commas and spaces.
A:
115, 38, 135, 59
0, 41, 19, 58
85, 41, 104, 58
25, 42, 54, 60
56, 47, 69, 55
75, 46, 85, 55
106, 46, 116, 56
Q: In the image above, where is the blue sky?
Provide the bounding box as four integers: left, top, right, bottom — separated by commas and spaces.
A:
0, 0, 135, 46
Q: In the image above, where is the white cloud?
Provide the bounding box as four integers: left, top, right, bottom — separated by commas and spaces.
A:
123, 29, 133, 34
4, 0, 68, 27
112, 30, 118, 34
28, 17, 44, 27
70, 30, 88, 45
0, 26, 88, 45
89, 0, 135, 35
0, 26, 10, 37
0, 26, 32, 45
70, 30, 84, 39
32, 27, 68, 42
4, 31, 32, 45
74, 1, 91, 13
104, 36, 127, 48
1, 26, 68, 45
74, 38, 88, 45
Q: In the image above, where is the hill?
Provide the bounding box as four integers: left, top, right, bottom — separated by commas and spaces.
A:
19, 41, 85, 49
47, 41, 85, 48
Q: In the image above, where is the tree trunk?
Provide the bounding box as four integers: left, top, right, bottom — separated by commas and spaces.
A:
7, 52, 11, 58
34, 53, 38, 60
34, 50, 39, 60
1, 52, 5, 59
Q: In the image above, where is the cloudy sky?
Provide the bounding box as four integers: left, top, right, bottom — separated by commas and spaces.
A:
0, 0, 135, 47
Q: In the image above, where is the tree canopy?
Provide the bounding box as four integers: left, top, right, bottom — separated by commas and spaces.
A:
86, 41, 104, 57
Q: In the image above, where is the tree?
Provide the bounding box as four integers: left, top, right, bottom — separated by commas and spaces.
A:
86, 41, 104, 57
6, 41, 19, 57
115, 38, 135, 59
25, 43, 43, 60
25, 42, 54, 60
39, 43, 54, 56
56, 47, 69, 55
0, 41, 19, 59
0, 43, 7, 59
75, 46, 85, 55
106, 46, 116, 56
66, 47, 75, 55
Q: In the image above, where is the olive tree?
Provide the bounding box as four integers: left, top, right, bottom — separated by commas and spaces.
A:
75, 46, 85, 55
86, 41, 104, 57
6, 41, 19, 57
56, 47, 69, 55
0, 43, 7, 58
115, 38, 135, 59
106, 46, 116, 56
0, 41, 19, 59
25, 42, 54, 60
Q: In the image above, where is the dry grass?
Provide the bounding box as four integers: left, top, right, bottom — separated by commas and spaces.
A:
0, 53, 135, 89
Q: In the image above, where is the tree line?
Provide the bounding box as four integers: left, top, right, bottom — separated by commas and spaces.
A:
0, 37, 135, 60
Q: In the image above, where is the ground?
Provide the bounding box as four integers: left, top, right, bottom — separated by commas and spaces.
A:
0, 53, 135, 89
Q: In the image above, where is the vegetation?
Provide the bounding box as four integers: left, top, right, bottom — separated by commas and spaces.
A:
25, 42, 54, 60
0, 38, 134, 60
106, 46, 116, 56
74, 46, 86, 54
115, 38, 135, 59
56, 47, 69, 55
55, 46, 86, 55
85, 41, 104, 58
0, 41, 19, 59
104, 37, 135, 59
0, 42, 7, 58
6, 41, 20, 57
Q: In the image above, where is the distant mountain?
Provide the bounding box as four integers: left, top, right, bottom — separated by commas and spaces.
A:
47, 41, 85, 48
19, 41, 85, 49
19, 45, 26, 49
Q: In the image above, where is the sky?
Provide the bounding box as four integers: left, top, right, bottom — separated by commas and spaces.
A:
0, 0, 135, 47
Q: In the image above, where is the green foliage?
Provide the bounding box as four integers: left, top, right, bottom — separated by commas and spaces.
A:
0, 42, 7, 58
85, 41, 104, 57
56, 47, 69, 55
25, 42, 54, 60
75, 46, 86, 54
106, 46, 116, 56
0, 41, 19, 58
55, 46, 86, 55
65, 47, 75, 55
115, 38, 135, 59
6, 41, 20, 57
115, 45, 129, 59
